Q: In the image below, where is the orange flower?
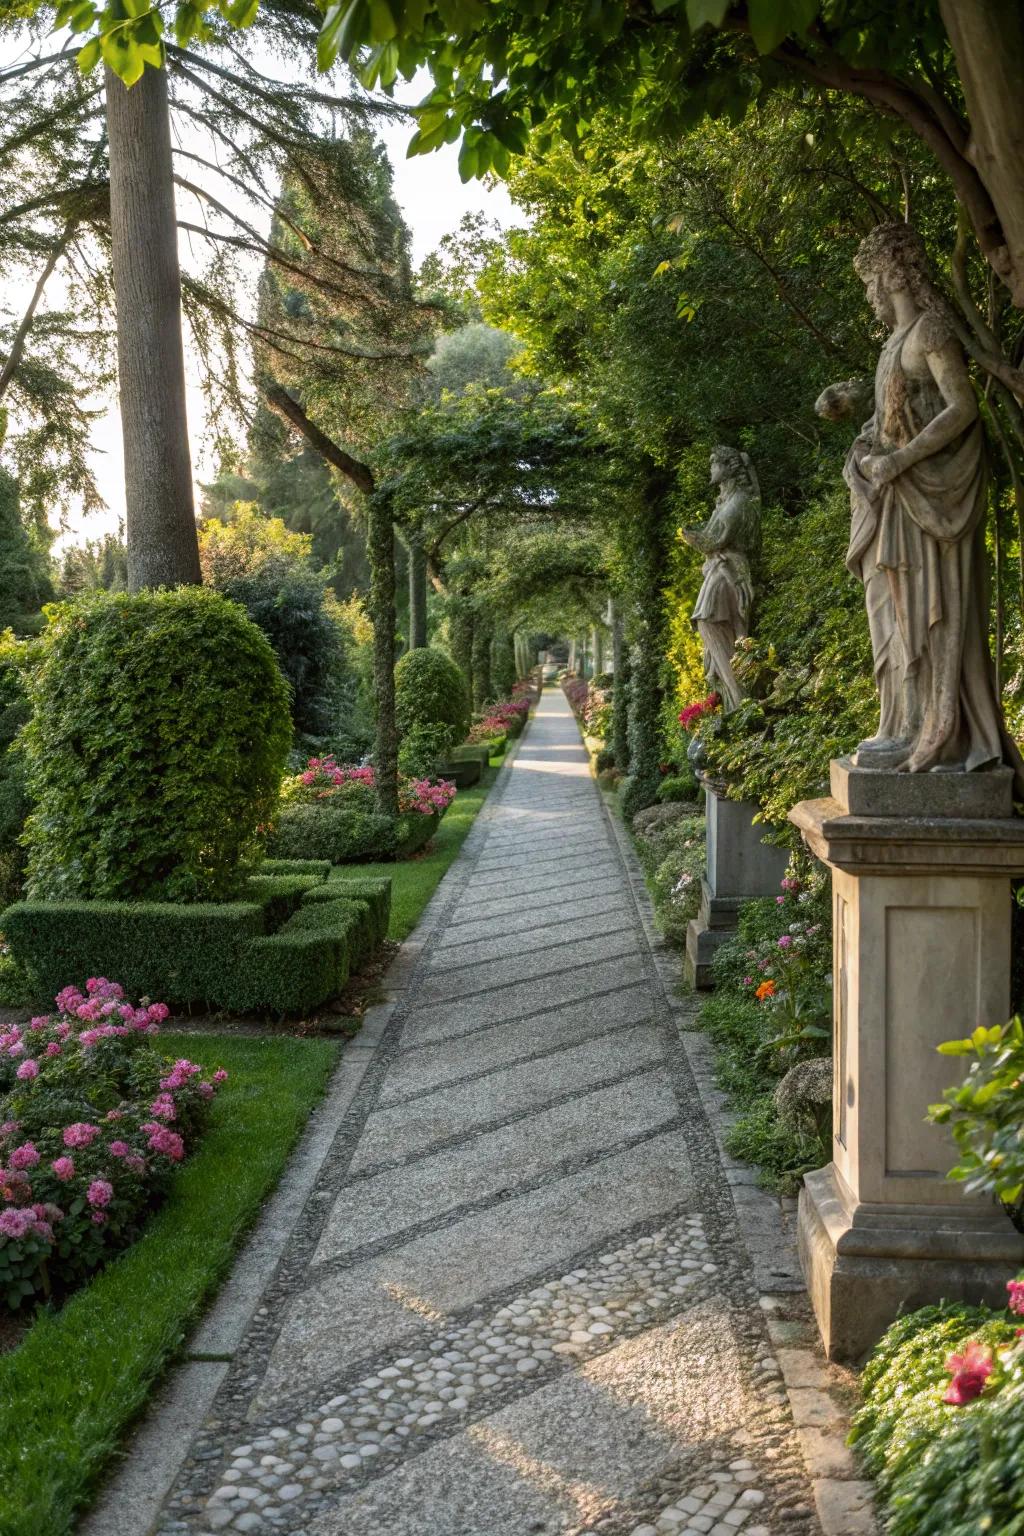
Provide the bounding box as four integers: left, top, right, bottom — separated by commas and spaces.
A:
755, 980, 776, 1001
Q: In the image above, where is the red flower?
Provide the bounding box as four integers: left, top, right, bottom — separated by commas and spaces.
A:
943, 1340, 993, 1404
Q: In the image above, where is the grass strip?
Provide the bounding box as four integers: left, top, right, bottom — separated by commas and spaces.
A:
0, 1031, 339, 1536
354, 750, 506, 942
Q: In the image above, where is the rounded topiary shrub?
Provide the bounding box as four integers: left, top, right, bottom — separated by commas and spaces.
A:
20, 587, 292, 902
394, 646, 470, 759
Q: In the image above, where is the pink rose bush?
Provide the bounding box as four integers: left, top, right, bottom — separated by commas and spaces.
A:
281, 755, 455, 818
0, 978, 226, 1309
467, 694, 531, 744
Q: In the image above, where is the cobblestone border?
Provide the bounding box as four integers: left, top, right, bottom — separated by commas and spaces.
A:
598, 786, 877, 1536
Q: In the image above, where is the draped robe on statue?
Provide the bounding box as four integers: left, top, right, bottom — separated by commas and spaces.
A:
843, 311, 1005, 773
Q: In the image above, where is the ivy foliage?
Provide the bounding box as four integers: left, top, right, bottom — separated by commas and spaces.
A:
19, 589, 292, 903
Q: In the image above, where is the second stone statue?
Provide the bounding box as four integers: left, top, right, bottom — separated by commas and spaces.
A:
681, 445, 761, 712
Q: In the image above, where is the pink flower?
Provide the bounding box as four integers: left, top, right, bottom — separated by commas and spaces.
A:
149, 1093, 176, 1121
91, 1211, 107, 1226
0, 1207, 35, 1240
52, 1156, 75, 1181
105, 1109, 124, 1122
143, 1124, 185, 1161
15, 1058, 39, 1080
1007, 1279, 1024, 1318
0, 1121, 19, 1137
943, 1340, 994, 1404
777, 935, 793, 950
63, 1122, 100, 1149
9, 1142, 40, 1171
45, 1041, 62, 1057
108, 1141, 131, 1158
125, 1154, 147, 1174
28, 1016, 48, 1031
212, 1069, 228, 1085
147, 1002, 169, 1024
87, 1178, 113, 1208
197, 1082, 214, 1100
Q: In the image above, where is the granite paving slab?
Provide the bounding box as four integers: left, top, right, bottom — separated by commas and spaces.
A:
129, 689, 831, 1536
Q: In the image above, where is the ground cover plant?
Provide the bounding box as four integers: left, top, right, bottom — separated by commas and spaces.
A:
851, 1288, 1024, 1536
631, 807, 706, 948
699, 871, 834, 1192
0, 1026, 337, 1536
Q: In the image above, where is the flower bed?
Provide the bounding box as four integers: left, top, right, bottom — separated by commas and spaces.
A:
269, 756, 455, 864
2, 868, 391, 1015
467, 695, 530, 743
0, 979, 225, 1310
851, 1285, 1024, 1535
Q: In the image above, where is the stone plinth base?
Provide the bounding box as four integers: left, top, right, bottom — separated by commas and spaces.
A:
685, 786, 789, 990
790, 785, 1024, 1361
800, 1165, 1024, 1362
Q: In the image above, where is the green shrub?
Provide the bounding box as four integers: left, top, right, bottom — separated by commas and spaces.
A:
199, 511, 353, 738
20, 589, 292, 903
657, 768, 699, 802
394, 646, 471, 759
0, 631, 29, 910
396, 810, 439, 858
268, 803, 398, 862
311, 873, 391, 943
260, 858, 332, 880
929, 1017, 1024, 1228
851, 1304, 1024, 1536
634, 813, 705, 947
398, 721, 452, 777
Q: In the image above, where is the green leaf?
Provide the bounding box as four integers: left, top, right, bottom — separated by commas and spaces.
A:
76, 35, 102, 72
747, 0, 819, 54
222, 0, 260, 27
367, 0, 397, 42
685, 0, 729, 30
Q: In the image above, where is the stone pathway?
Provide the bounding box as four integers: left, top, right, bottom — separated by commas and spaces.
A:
113, 691, 860, 1536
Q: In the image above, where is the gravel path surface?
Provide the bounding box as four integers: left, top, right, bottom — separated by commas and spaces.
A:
129, 692, 846, 1536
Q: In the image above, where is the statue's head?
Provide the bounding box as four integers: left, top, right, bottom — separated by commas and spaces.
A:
710, 444, 754, 490
854, 222, 937, 326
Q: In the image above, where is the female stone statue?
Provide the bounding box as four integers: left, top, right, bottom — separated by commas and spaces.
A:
682, 445, 760, 712
820, 221, 1012, 776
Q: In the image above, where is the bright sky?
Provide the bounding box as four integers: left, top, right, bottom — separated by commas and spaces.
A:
0, 31, 516, 548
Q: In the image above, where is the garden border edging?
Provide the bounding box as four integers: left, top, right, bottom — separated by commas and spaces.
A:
79, 732, 528, 1536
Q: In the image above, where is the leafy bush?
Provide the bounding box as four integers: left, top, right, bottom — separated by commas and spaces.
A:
1, 870, 390, 1014
0, 632, 30, 910
269, 804, 400, 863
199, 510, 359, 738
929, 1017, 1024, 1231
633, 812, 705, 947
19, 589, 292, 903
0, 978, 225, 1309
851, 1301, 1024, 1536
399, 721, 453, 776
657, 769, 699, 803
395, 647, 471, 760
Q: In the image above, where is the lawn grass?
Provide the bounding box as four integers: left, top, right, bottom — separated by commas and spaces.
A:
0, 1031, 339, 1536
354, 748, 507, 942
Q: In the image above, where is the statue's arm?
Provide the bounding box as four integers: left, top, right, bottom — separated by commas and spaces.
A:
888, 337, 977, 473
686, 503, 735, 554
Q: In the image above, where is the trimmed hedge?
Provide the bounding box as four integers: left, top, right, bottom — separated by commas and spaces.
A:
267, 804, 439, 864
394, 647, 470, 753
0, 865, 392, 1016
441, 758, 482, 789
268, 804, 398, 862
449, 744, 491, 768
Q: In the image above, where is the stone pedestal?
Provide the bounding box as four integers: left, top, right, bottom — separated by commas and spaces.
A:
686, 783, 789, 988
790, 761, 1024, 1361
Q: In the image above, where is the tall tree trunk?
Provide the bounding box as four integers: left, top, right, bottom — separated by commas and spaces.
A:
367, 489, 399, 818
450, 596, 474, 703
105, 64, 201, 590
472, 611, 492, 709
940, 0, 1024, 309
407, 535, 427, 649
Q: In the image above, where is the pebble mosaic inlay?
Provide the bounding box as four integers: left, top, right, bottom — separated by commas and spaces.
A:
161, 1215, 725, 1533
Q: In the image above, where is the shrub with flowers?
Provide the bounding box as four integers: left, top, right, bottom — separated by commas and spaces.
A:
466, 694, 531, 745
280, 756, 455, 818
851, 1285, 1024, 1535
561, 676, 589, 718
0, 978, 225, 1309
739, 874, 832, 1062
678, 692, 721, 732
